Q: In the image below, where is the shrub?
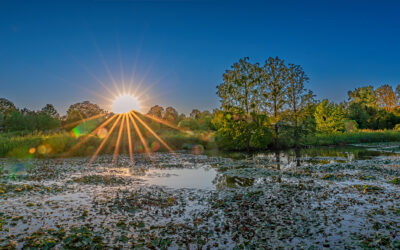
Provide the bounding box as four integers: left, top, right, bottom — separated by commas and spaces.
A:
344, 120, 358, 132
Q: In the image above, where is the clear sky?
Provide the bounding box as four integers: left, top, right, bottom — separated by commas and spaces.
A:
1, 0, 400, 115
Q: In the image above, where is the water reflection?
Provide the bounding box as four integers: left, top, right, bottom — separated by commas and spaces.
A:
92, 145, 400, 190
214, 175, 254, 189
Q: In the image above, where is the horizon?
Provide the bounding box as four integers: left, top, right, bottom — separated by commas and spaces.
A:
2, 0, 400, 114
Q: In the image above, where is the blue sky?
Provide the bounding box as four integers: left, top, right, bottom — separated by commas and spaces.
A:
1, 0, 400, 114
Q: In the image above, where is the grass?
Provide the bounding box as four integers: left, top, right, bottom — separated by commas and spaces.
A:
303, 130, 400, 146
0, 129, 399, 158
0, 129, 215, 158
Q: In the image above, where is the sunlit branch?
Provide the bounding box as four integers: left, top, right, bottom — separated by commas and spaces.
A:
63, 113, 106, 129
89, 114, 122, 165
125, 113, 134, 164
131, 111, 175, 154
113, 114, 126, 164
62, 114, 118, 157
127, 112, 151, 157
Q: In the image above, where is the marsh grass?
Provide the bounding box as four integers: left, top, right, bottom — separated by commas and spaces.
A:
0, 129, 398, 158
304, 130, 400, 146
0, 130, 215, 158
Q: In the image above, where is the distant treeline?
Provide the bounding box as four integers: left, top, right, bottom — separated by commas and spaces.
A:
1, 56, 400, 151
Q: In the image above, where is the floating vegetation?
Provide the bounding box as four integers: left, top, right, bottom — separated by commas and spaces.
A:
72, 175, 130, 186
0, 145, 400, 248
389, 177, 400, 185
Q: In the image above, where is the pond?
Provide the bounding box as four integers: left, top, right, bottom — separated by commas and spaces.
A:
1, 143, 400, 248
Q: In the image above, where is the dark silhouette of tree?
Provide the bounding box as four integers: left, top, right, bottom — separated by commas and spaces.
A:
0, 98, 16, 117
190, 109, 201, 119
41, 104, 59, 119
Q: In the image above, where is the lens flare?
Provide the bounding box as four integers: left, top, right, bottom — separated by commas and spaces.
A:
112, 95, 140, 114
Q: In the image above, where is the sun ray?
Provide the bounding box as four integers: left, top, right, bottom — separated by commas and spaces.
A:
113, 114, 126, 164
63, 113, 106, 129
144, 113, 188, 133
94, 42, 122, 96
127, 112, 151, 157
115, 33, 126, 95
87, 89, 117, 104
131, 111, 175, 154
62, 114, 118, 157
89, 114, 122, 165
79, 63, 118, 99
132, 63, 154, 98
125, 113, 134, 164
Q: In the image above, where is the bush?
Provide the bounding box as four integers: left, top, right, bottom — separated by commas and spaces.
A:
344, 120, 358, 132
212, 110, 272, 151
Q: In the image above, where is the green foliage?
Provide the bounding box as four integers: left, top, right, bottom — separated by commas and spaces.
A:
216, 57, 313, 149
163, 106, 178, 123
212, 110, 272, 150
66, 101, 105, 123
304, 130, 400, 146
178, 118, 200, 130
315, 99, 345, 133
284, 63, 314, 147
347, 103, 369, 129
147, 105, 164, 118
217, 57, 261, 113
0, 98, 16, 117
348, 86, 376, 108
344, 120, 358, 132
0, 113, 4, 131
178, 111, 213, 131
41, 104, 59, 118
4, 111, 60, 132
63, 226, 104, 249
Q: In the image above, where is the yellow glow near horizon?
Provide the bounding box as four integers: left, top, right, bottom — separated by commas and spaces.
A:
111, 95, 141, 114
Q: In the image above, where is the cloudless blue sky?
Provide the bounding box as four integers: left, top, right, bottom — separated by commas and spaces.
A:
1, 0, 400, 114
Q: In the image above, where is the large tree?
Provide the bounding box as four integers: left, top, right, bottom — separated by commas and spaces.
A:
66, 101, 105, 123
217, 57, 261, 114
285, 64, 314, 148
163, 106, 178, 123
147, 105, 164, 118
375, 84, 397, 111
260, 57, 288, 148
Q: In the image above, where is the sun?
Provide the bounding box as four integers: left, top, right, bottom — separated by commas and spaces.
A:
112, 95, 141, 114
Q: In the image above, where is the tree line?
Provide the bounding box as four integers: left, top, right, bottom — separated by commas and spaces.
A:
0, 98, 213, 134
214, 57, 400, 150
1, 56, 400, 151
